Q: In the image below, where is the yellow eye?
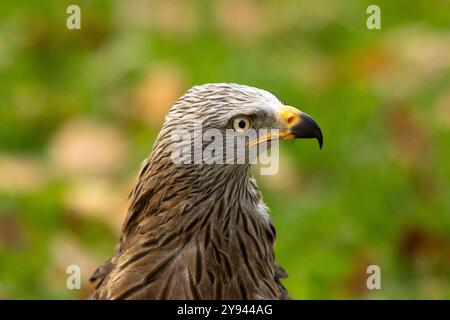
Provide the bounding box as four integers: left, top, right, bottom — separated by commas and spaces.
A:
233, 117, 252, 133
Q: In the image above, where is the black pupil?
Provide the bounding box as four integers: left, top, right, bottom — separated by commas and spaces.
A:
238, 120, 246, 129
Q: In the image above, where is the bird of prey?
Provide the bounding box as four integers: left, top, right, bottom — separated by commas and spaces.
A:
90, 83, 322, 300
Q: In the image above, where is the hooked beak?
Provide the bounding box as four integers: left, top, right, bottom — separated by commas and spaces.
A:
278, 105, 323, 149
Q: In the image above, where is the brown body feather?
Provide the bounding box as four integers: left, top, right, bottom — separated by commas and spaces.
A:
90, 161, 289, 299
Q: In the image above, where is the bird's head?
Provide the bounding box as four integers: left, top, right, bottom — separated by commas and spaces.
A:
148, 83, 322, 183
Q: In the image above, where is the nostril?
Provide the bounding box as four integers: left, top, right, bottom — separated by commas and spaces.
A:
287, 116, 296, 124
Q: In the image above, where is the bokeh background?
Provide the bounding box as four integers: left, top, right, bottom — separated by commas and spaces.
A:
0, 0, 449, 299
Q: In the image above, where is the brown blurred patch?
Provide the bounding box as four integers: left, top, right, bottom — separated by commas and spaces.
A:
398, 226, 450, 272
386, 104, 429, 168
48, 234, 102, 299
48, 119, 128, 176
64, 178, 129, 234
341, 250, 376, 298
387, 27, 450, 76
0, 214, 26, 250
214, 0, 272, 41
133, 65, 186, 125
0, 154, 46, 193
350, 45, 392, 81
397, 226, 450, 298
23, 6, 111, 51
386, 105, 438, 201
116, 0, 197, 36
370, 26, 450, 98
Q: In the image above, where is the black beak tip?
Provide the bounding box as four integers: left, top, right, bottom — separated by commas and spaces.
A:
316, 126, 323, 149
293, 113, 323, 150
318, 134, 323, 150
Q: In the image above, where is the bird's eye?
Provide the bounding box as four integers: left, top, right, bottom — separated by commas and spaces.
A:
233, 117, 252, 133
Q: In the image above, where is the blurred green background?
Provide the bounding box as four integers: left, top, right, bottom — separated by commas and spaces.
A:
0, 0, 449, 299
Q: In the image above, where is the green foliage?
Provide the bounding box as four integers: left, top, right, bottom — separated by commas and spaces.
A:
0, 0, 449, 299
